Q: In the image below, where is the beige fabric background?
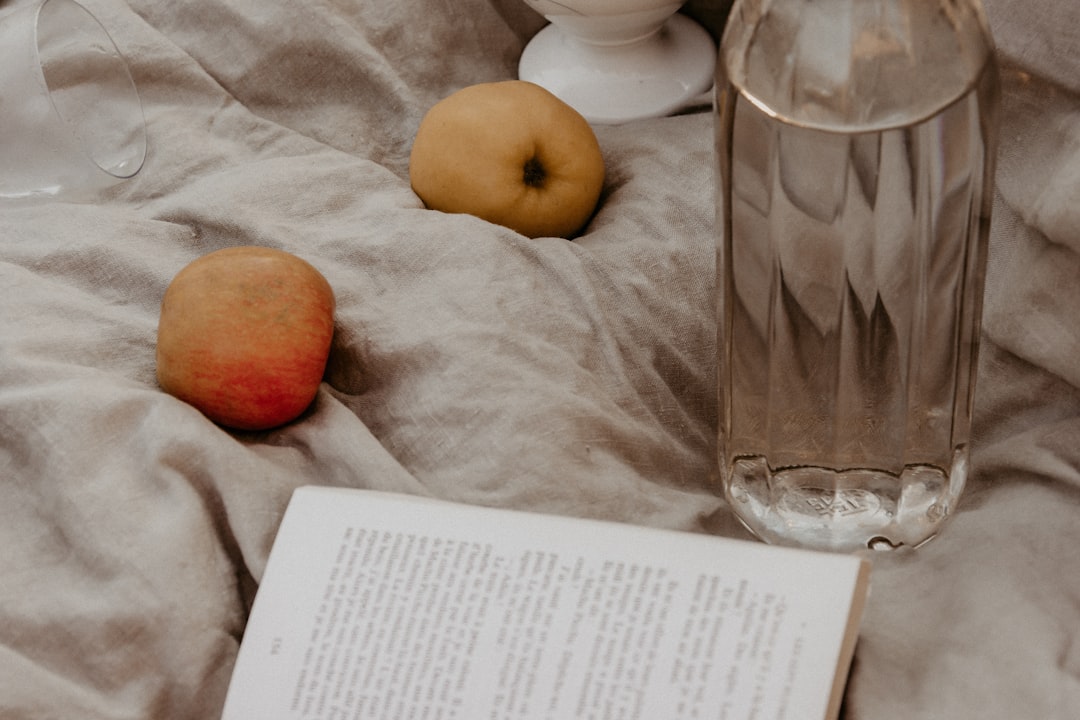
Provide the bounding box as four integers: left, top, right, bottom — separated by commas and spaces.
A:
0, 1, 1077, 718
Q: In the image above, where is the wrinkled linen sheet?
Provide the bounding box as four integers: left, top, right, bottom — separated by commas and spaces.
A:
1, 0, 1078, 718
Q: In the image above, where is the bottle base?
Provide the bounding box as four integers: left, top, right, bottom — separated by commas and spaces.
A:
723, 456, 966, 553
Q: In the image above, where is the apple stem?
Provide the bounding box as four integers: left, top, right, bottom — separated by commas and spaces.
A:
522, 156, 546, 188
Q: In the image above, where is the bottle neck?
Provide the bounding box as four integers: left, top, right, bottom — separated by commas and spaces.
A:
721, 0, 996, 131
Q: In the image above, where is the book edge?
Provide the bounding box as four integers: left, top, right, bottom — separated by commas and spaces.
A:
824, 557, 873, 720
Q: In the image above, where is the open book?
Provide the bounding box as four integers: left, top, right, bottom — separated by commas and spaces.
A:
221, 486, 871, 720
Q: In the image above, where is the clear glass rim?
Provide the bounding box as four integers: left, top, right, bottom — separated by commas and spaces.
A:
34, 0, 147, 180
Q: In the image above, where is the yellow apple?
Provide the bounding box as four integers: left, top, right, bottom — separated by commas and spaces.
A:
409, 80, 605, 239
156, 246, 336, 431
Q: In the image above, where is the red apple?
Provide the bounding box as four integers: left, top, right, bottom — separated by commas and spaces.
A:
156, 246, 336, 431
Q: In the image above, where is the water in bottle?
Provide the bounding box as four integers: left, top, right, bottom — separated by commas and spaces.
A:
715, 0, 1000, 552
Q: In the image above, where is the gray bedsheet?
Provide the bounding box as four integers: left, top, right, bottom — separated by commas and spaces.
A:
1, 1, 1077, 718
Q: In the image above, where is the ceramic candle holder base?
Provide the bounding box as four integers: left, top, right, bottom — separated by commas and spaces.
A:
519, 9, 715, 125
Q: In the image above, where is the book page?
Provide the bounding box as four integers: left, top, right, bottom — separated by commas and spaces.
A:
222, 487, 869, 720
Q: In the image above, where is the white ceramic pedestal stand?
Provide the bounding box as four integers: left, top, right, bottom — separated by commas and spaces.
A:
518, 11, 716, 125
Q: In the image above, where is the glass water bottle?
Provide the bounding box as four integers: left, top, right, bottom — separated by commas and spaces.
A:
715, 0, 1000, 552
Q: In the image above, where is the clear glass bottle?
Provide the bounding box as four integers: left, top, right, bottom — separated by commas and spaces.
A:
715, 0, 1000, 552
